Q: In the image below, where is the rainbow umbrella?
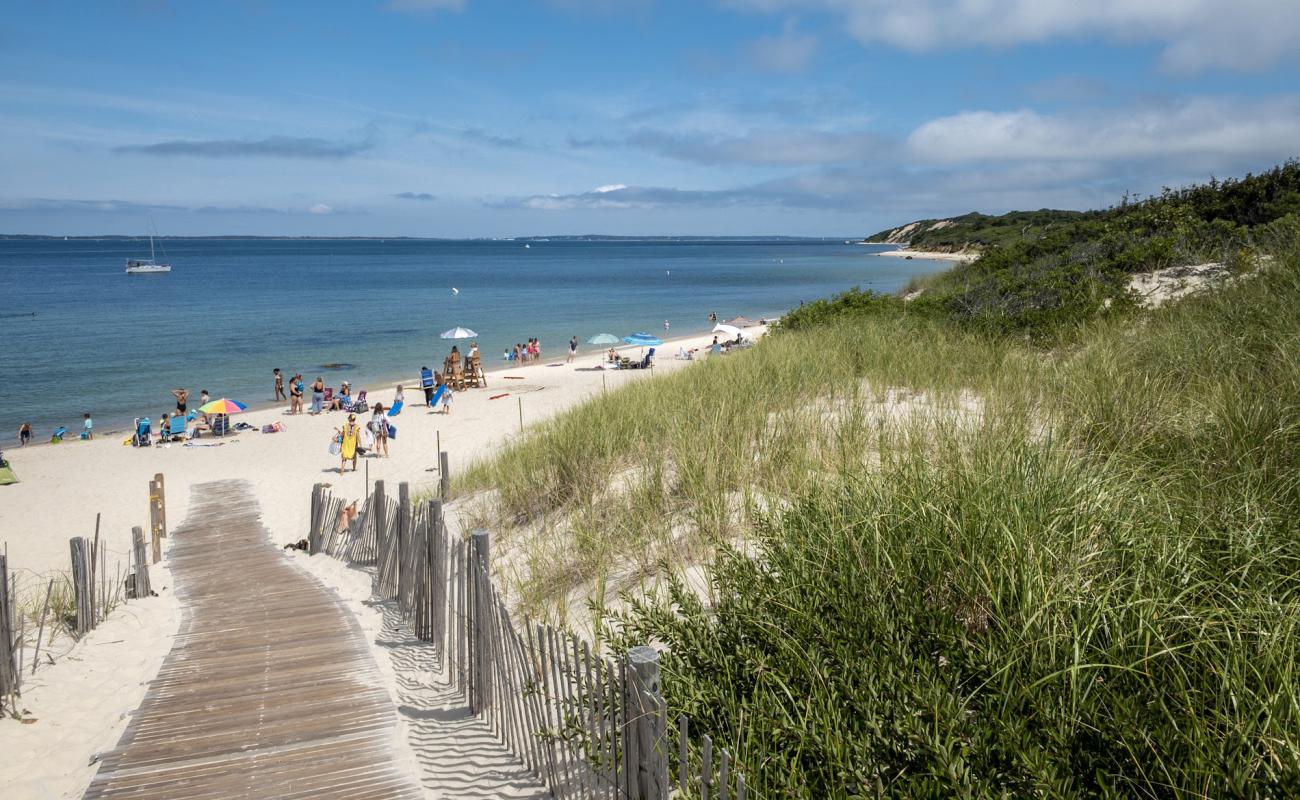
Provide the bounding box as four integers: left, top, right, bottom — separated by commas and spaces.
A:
199, 398, 247, 415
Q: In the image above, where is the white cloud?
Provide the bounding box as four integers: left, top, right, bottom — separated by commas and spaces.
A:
724, 0, 1300, 73
308, 203, 335, 215
627, 127, 886, 165
907, 97, 1300, 163
749, 19, 819, 73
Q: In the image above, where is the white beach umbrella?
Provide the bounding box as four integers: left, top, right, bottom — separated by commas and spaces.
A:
440, 326, 478, 339
712, 323, 743, 338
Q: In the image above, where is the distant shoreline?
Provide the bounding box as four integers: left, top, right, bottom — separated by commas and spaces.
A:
875, 247, 979, 264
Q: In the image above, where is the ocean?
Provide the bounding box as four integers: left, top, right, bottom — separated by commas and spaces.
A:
0, 238, 942, 441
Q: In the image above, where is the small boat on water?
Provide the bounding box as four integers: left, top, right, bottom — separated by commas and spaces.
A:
125, 225, 171, 275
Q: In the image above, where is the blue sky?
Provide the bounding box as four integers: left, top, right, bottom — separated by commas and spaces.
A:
2, 0, 1297, 236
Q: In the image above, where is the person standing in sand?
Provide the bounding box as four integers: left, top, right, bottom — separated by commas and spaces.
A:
274, 368, 286, 402
82, 413, 93, 440
370, 403, 390, 458
420, 366, 434, 406
18, 422, 31, 447
568, 336, 577, 363
171, 388, 189, 416
289, 373, 304, 414
337, 413, 361, 473
311, 377, 325, 414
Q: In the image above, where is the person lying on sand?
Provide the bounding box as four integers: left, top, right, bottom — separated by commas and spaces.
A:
336, 501, 358, 534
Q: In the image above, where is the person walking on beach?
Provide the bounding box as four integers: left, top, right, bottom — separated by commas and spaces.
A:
274, 368, 286, 402
437, 372, 453, 414
664, 319, 670, 332
18, 422, 31, 447
568, 336, 578, 363
289, 373, 304, 414
171, 388, 189, 416
337, 414, 361, 473
420, 366, 435, 406
82, 413, 93, 440
370, 403, 390, 458
311, 377, 325, 414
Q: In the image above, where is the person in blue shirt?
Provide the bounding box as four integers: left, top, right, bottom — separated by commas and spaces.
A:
420, 366, 435, 406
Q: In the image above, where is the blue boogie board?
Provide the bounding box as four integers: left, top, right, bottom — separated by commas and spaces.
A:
429, 384, 446, 406
388, 400, 403, 416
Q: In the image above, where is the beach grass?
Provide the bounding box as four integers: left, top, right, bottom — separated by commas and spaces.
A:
458, 224, 1300, 795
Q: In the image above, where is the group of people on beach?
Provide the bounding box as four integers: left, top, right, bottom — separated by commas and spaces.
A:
14, 416, 92, 445
506, 338, 542, 363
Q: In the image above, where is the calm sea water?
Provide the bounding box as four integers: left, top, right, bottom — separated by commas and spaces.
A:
0, 238, 939, 441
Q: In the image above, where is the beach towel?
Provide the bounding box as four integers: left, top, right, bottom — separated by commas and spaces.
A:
388, 400, 404, 416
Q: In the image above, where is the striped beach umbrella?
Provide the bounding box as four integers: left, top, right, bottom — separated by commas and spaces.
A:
199, 398, 247, 415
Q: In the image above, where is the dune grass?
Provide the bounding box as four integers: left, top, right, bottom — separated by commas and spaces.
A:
459, 233, 1300, 795
596, 246, 1300, 797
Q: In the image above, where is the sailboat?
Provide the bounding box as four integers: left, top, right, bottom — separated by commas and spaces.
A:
125, 222, 171, 274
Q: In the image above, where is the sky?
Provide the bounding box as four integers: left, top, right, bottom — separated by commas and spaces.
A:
1, 0, 1297, 237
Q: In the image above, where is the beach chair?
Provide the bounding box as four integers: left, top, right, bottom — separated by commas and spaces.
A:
212, 414, 230, 437
162, 415, 188, 442
342, 389, 368, 414
322, 387, 335, 406
133, 418, 152, 447
450, 360, 467, 391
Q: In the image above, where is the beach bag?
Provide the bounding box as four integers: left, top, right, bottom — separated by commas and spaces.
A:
328, 434, 342, 456
387, 423, 397, 440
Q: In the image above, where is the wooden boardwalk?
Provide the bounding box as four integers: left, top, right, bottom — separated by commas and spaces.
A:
84, 480, 423, 800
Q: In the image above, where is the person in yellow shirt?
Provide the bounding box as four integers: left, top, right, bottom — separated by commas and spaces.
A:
337, 414, 361, 474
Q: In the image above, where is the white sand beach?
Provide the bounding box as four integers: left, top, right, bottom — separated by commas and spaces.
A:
0, 325, 763, 797
876, 248, 979, 263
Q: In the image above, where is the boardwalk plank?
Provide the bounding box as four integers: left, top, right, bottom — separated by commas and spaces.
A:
84, 480, 423, 800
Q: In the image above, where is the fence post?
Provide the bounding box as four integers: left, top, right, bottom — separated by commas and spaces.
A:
398, 482, 411, 600
308, 483, 324, 553
439, 451, 451, 500
0, 555, 15, 704
154, 472, 167, 537
131, 526, 151, 598
469, 528, 491, 715
429, 499, 446, 651
69, 537, 94, 635
373, 480, 387, 547
625, 645, 667, 800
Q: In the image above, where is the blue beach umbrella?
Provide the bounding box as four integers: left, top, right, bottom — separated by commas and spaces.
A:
587, 333, 620, 345
623, 332, 663, 346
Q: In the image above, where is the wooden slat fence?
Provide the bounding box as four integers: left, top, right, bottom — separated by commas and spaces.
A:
1, 477, 164, 715
0, 554, 18, 714
309, 456, 748, 800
